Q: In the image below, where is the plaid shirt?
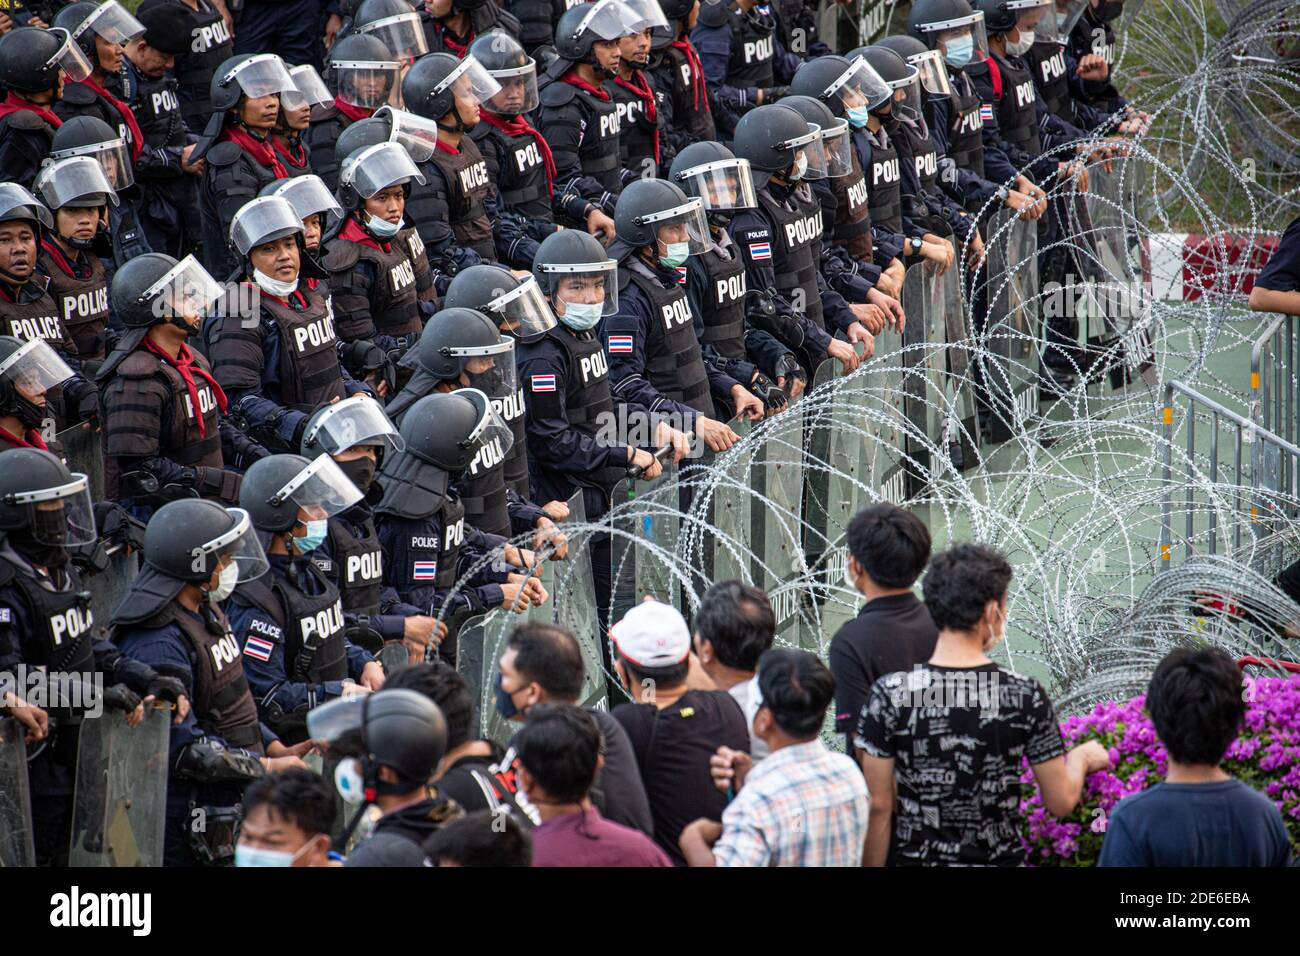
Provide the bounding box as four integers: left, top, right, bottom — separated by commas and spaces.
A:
712, 740, 869, 867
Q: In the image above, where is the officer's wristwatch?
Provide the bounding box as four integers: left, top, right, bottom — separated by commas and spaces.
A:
995, 185, 1011, 202
908, 236, 924, 255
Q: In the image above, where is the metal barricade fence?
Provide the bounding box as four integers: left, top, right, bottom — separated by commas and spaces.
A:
1249, 312, 1298, 511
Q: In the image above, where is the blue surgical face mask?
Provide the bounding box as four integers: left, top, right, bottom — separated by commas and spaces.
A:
658, 241, 690, 269
366, 212, 402, 238
235, 839, 315, 867
295, 518, 329, 553
944, 35, 975, 69
558, 299, 602, 331
847, 105, 871, 128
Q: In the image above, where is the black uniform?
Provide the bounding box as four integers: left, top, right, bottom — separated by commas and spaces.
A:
647, 37, 717, 153
412, 139, 497, 264
606, 69, 669, 178
323, 217, 424, 355
421, 3, 521, 56
535, 70, 622, 215
0, 104, 58, 190
38, 240, 111, 364
161, 0, 236, 133
198, 136, 284, 281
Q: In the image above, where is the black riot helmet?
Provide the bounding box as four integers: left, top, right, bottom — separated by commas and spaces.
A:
876, 34, 956, 98
856, 47, 919, 120
49, 115, 135, 191
553, 0, 639, 72
396, 388, 509, 472
731, 103, 822, 188
326, 33, 402, 111
400, 306, 511, 383
300, 393, 404, 460
0, 183, 53, 248
53, 1, 145, 65
142, 499, 270, 584
0, 448, 97, 549
531, 229, 620, 322
443, 265, 556, 343
778, 94, 853, 178
613, 177, 709, 252
0, 26, 93, 95
874, 35, 926, 59
209, 52, 297, 115
0, 337, 72, 431
401, 52, 500, 130
789, 53, 891, 119
34, 156, 118, 213
352, 0, 429, 62
468, 31, 540, 117
669, 140, 759, 227
238, 453, 364, 537
309, 688, 449, 798
260, 175, 345, 241
907, 0, 990, 66
110, 252, 225, 331
334, 115, 392, 168
336, 140, 425, 214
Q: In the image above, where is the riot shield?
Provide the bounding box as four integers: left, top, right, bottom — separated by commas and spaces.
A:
67, 704, 170, 867
980, 207, 1041, 443
754, 401, 806, 647
376, 642, 410, 675
549, 491, 607, 714
901, 250, 962, 490
608, 455, 685, 622
0, 717, 34, 867
709, 416, 755, 588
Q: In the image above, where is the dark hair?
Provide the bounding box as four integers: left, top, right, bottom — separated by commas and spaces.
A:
619, 656, 690, 692
241, 767, 337, 837
694, 580, 775, 672
422, 810, 532, 867
385, 662, 474, 751
1146, 647, 1245, 765
756, 648, 835, 738
922, 544, 1012, 632
506, 622, 584, 702
847, 504, 932, 589
513, 704, 599, 803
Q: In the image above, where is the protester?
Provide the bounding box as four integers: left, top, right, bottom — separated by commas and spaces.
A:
237, 768, 341, 867
423, 810, 533, 866
691, 580, 775, 758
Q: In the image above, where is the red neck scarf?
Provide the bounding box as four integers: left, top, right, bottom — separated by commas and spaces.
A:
430, 19, 472, 56
670, 38, 708, 111
435, 139, 459, 156
0, 424, 48, 450
222, 125, 288, 178
339, 215, 389, 253
561, 69, 611, 101
0, 93, 62, 130
273, 134, 309, 169
142, 338, 228, 438
40, 238, 82, 278
478, 110, 555, 196
335, 98, 374, 124
77, 76, 144, 163
613, 70, 659, 164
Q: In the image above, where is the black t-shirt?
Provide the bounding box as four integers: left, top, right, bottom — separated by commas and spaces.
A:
856, 663, 1066, 867
828, 592, 939, 750
1256, 215, 1300, 292
589, 708, 655, 836
613, 689, 750, 866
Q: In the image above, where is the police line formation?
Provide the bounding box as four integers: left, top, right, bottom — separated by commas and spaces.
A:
0, 0, 1294, 866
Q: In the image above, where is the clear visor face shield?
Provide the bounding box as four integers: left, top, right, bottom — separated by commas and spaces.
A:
33, 157, 118, 211
926, 15, 990, 67
270, 175, 344, 227
302, 395, 405, 457
828, 56, 892, 113
452, 336, 518, 398
485, 276, 557, 341
230, 196, 303, 257
226, 54, 298, 100
677, 158, 758, 212
435, 56, 503, 114
640, 197, 710, 256
283, 64, 335, 111
818, 118, 854, 177
358, 12, 429, 61
1054, 0, 1091, 35
888, 67, 924, 125
485, 61, 539, 116
0, 185, 51, 230
5, 472, 97, 547
51, 136, 134, 191
578, 0, 644, 42
270, 454, 366, 523
142, 255, 226, 324
340, 142, 426, 200
460, 387, 515, 458
0, 339, 74, 405
1008, 0, 1057, 44
47, 28, 94, 84
306, 693, 368, 742
543, 259, 619, 317
622, 0, 669, 31
788, 123, 828, 180
375, 106, 441, 163
199, 508, 271, 584
908, 48, 955, 97
76, 1, 146, 46
331, 60, 403, 109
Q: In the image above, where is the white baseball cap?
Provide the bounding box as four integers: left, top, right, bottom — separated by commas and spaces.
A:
610, 599, 691, 669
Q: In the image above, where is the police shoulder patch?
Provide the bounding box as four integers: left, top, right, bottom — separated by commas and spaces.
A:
736, 226, 771, 242
247, 617, 283, 642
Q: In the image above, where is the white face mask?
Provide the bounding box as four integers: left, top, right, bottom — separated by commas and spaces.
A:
1006, 30, 1035, 55
790, 153, 809, 181
253, 268, 299, 298
207, 562, 239, 603
842, 558, 858, 591
334, 757, 366, 804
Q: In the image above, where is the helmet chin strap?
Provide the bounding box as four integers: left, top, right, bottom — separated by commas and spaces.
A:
436, 103, 473, 134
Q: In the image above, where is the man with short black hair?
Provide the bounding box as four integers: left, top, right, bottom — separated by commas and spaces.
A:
423, 810, 533, 867
236, 768, 339, 867
610, 600, 750, 865
498, 622, 652, 833
1099, 647, 1291, 867
516, 704, 670, 867
681, 649, 868, 867
693, 580, 775, 758
829, 503, 938, 755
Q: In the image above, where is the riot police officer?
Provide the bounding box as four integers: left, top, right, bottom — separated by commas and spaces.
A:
504, 0, 575, 52
111, 497, 307, 867
350, 0, 433, 62
604, 0, 668, 179
33, 158, 116, 366
96, 252, 251, 509
0, 337, 74, 453
227, 453, 384, 743
52, 1, 147, 163
690, 0, 799, 136
1017, 0, 1113, 133
192, 52, 300, 281
0, 448, 186, 865
324, 140, 427, 356
604, 178, 746, 451
669, 141, 788, 418
646, 0, 717, 149
299, 395, 447, 661
122, 1, 207, 259
374, 389, 547, 663
206, 196, 366, 455
536, 1, 641, 220
275, 65, 335, 176
1068, 0, 1136, 116
306, 33, 403, 191
422, 0, 521, 55
469, 30, 615, 266
138, 0, 234, 134
261, 174, 345, 264
401, 52, 501, 263
0, 27, 88, 189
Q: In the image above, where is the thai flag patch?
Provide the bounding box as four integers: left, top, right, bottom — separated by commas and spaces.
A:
608, 335, 634, 353
980, 104, 994, 121
243, 636, 274, 662
531, 374, 557, 392
749, 242, 772, 260
675, 266, 687, 283
413, 561, 438, 581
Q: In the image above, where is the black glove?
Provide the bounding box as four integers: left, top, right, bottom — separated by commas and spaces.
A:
101, 683, 142, 714
750, 371, 788, 412
773, 353, 806, 390
145, 674, 186, 705
62, 377, 100, 427
93, 502, 146, 553
760, 86, 789, 104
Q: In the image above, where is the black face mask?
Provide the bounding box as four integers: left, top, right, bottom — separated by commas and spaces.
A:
10, 507, 70, 567
466, 364, 505, 394
337, 455, 377, 493
708, 209, 736, 229
3, 387, 46, 430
